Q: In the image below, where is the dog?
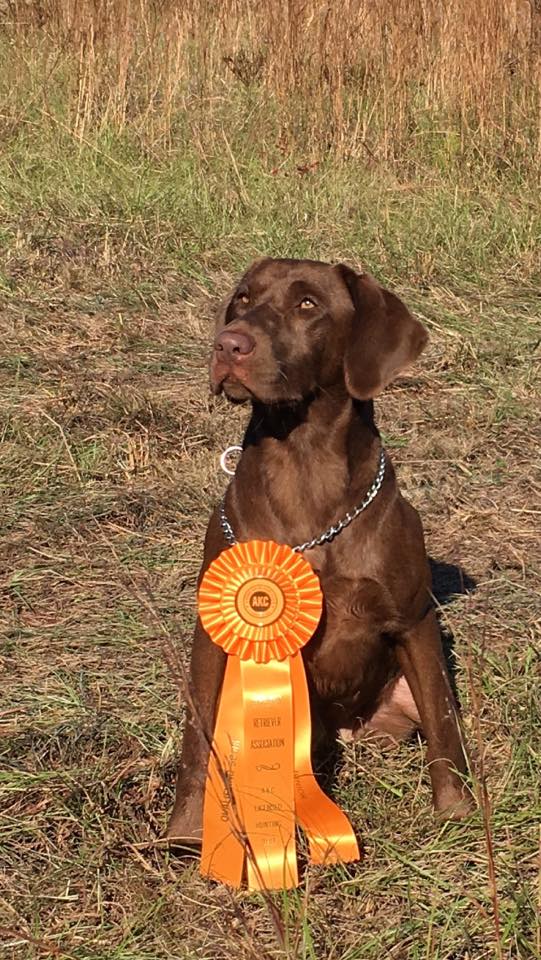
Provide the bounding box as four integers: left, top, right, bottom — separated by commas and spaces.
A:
167, 257, 472, 842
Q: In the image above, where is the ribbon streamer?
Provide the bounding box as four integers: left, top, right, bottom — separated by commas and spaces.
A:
199, 540, 360, 890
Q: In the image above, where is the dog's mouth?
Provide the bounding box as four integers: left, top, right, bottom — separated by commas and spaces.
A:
219, 378, 308, 408
210, 356, 307, 406
210, 359, 254, 402
220, 375, 254, 402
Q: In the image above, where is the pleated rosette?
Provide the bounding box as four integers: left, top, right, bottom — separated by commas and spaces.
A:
198, 539, 323, 662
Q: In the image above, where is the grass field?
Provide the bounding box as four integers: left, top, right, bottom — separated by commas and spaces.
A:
1, 4, 541, 959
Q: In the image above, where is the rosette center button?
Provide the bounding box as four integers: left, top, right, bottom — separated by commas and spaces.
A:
235, 577, 286, 626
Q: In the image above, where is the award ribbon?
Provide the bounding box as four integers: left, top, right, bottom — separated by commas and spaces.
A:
198, 540, 360, 890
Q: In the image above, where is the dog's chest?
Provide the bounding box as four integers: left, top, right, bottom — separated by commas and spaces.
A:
302, 569, 398, 701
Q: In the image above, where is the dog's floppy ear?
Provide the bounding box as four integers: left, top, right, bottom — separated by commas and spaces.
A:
337, 264, 428, 400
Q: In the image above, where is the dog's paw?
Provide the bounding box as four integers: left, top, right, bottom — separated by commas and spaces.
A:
434, 786, 475, 822
166, 795, 203, 848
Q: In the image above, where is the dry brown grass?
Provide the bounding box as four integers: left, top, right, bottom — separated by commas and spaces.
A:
4, 0, 541, 161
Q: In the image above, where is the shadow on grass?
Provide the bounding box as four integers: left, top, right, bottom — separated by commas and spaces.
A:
430, 556, 477, 701
429, 557, 477, 608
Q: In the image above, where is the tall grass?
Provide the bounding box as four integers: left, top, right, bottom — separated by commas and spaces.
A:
2, 0, 540, 171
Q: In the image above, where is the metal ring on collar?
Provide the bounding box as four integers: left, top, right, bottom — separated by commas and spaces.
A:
219, 445, 243, 476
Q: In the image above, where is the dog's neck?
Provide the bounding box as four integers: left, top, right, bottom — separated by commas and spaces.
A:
226, 387, 382, 548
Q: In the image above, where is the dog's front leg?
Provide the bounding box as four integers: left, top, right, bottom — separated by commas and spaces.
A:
395, 608, 473, 819
167, 616, 226, 842
167, 513, 227, 843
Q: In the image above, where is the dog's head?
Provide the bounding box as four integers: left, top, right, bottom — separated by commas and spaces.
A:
210, 258, 427, 404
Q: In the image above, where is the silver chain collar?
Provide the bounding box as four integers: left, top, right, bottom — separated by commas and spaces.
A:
219, 447, 386, 553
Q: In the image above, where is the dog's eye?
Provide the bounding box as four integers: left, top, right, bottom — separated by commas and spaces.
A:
299, 297, 316, 309
237, 292, 250, 304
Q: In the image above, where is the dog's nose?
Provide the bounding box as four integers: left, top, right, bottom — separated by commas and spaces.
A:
214, 329, 255, 359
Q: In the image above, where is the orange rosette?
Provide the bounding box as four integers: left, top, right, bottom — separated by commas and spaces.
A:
199, 540, 360, 891
198, 539, 323, 662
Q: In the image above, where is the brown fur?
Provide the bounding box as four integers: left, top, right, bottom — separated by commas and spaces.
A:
167, 258, 472, 842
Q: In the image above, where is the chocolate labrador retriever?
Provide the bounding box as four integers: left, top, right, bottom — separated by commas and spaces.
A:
168, 258, 472, 842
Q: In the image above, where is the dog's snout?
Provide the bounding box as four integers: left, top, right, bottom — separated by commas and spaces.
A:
214, 329, 255, 359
